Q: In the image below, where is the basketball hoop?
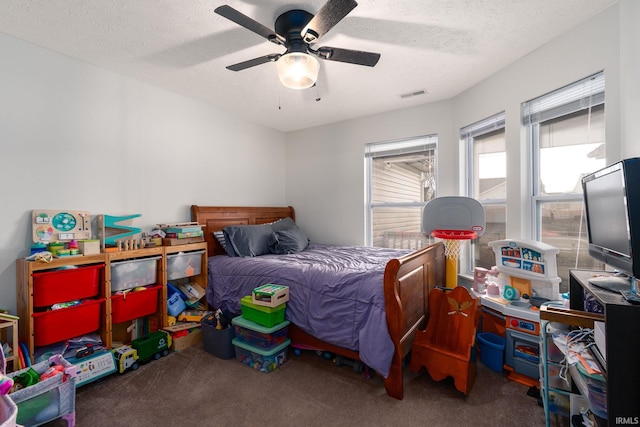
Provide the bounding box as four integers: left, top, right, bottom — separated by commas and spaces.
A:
432, 229, 478, 288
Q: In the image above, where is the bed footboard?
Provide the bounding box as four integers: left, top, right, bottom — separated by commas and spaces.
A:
383, 242, 446, 400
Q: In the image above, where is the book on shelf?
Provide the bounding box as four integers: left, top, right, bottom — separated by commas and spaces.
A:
162, 236, 205, 246
164, 230, 204, 239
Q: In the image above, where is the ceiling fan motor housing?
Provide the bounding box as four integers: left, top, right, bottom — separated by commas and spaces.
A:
275, 9, 314, 52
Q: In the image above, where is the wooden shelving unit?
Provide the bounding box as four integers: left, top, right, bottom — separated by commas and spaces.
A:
0, 313, 19, 372
16, 242, 207, 363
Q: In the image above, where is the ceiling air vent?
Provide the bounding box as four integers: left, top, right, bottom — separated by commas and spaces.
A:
399, 89, 427, 99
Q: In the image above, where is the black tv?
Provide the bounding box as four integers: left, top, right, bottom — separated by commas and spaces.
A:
582, 157, 640, 297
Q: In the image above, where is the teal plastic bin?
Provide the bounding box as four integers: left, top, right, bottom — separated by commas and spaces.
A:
477, 332, 505, 372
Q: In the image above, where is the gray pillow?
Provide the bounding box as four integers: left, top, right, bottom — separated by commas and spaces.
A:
270, 227, 310, 254
222, 224, 274, 257
271, 217, 296, 232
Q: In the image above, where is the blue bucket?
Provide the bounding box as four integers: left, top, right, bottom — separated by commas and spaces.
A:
477, 332, 505, 372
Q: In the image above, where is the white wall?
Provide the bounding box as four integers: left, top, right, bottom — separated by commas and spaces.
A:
452, 3, 621, 239
0, 34, 286, 314
619, 0, 640, 159
285, 101, 453, 245
286, 2, 636, 246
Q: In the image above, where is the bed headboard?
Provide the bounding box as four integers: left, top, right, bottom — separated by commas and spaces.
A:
190, 205, 296, 256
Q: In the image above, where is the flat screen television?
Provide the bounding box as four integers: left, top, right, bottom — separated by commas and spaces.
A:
582, 157, 640, 298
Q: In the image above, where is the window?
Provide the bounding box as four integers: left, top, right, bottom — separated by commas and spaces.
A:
524, 72, 605, 288
461, 113, 507, 274
365, 135, 437, 249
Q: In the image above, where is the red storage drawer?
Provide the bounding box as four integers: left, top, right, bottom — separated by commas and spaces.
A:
32, 264, 104, 308
32, 298, 105, 346
111, 285, 161, 324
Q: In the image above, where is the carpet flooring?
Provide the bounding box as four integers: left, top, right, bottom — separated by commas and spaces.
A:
43, 343, 548, 427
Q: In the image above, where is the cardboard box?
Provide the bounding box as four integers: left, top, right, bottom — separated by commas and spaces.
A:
162, 322, 202, 352
79, 239, 101, 255
251, 284, 289, 307
177, 282, 206, 307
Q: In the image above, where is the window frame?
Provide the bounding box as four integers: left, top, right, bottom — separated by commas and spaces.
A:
524, 72, 606, 287
461, 112, 506, 275
524, 72, 605, 240
365, 135, 438, 247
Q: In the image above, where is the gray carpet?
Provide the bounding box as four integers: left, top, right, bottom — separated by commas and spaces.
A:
44, 343, 546, 427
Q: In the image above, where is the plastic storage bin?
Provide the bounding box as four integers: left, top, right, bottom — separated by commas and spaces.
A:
240, 296, 286, 328
167, 284, 186, 317
477, 332, 505, 372
32, 265, 103, 308
232, 338, 290, 373
576, 363, 607, 419
202, 321, 236, 360
111, 285, 161, 324
7, 354, 77, 427
110, 256, 160, 292
166, 250, 204, 280
32, 298, 105, 346
232, 316, 290, 350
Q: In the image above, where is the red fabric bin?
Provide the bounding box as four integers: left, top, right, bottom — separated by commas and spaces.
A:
32, 264, 103, 308
32, 298, 105, 346
111, 285, 161, 324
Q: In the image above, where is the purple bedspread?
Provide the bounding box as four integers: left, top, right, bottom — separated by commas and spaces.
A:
206, 243, 411, 377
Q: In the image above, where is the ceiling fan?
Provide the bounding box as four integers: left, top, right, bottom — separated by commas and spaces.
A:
214, 0, 381, 89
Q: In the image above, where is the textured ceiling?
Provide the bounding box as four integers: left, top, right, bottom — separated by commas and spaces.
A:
0, 0, 616, 132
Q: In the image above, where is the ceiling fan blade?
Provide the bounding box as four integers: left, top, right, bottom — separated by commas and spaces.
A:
215, 5, 285, 45
311, 46, 380, 67
226, 54, 282, 72
301, 0, 358, 44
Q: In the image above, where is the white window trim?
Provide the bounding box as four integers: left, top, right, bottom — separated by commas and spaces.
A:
461, 112, 506, 275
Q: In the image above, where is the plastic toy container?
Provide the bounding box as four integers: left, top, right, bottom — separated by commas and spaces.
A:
232, 316, 290, 351
7, 354, 77, 427
576, 363, 607, 419
232, 338, 290, 373
477, 332, 505, 372
240, 296, 285, 328
202, 321, 236, 360
111, 284, 161, 324
110, 256, 160, 292
167, 284, 187, 317
166, 250, 204, 280
32, 298, 105, 347
32, 264, 103, 308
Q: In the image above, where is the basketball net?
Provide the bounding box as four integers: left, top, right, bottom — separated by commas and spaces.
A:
431, 230, 477, 288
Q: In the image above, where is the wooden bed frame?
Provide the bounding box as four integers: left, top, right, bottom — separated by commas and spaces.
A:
190, 205, 446, 400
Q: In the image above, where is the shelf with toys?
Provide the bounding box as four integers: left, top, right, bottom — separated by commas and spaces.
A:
16, 241, 208, 366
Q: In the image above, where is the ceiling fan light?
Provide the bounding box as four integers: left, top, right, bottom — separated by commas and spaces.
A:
276, 52, 319, 90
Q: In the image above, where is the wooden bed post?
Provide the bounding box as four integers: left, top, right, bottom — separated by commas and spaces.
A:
383, 242, 446, 400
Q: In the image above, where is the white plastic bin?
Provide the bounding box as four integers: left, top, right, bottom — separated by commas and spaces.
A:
166, 250, 204, 280
110, 256, 161, 292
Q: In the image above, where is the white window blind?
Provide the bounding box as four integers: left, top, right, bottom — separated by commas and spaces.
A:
461, 112, 505, 140
523, 71, 604, 125
366, 135, 437, 159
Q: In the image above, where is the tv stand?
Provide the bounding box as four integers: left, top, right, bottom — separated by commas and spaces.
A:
570, 269, 640, 425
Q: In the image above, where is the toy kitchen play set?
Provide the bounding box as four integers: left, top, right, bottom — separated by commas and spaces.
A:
475, 239, 561, 386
